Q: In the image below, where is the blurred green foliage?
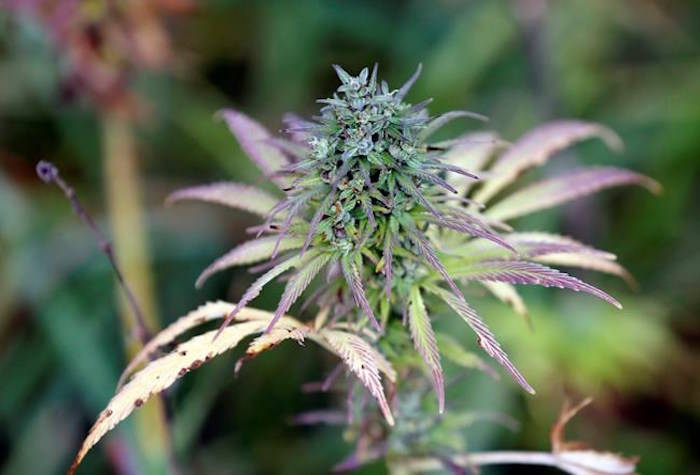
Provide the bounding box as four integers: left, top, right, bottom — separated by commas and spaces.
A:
1, 1, 699, 474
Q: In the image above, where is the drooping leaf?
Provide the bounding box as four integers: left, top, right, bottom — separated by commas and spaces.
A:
217, 109, 291, 188
166, 182, 279, 218
117, 301, 274, 389
195, 236, 305, 288
341, 254, 382, 332
419, 110, 488, 141
266, 253, 331, 332
487, 167, 661, 221
408, 286, 444, 413
71, 318, 270, 474
475, 120, 623, 204
318, 330, 395, 426
449, 259, 622, 309
245, 323, 308, 358
424, 284, 534, 395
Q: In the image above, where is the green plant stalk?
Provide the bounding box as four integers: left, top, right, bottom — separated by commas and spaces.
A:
102, 111, 173, 474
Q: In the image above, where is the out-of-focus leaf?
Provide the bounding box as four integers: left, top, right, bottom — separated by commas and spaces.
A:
418, 110, 488, 141
408, 286, 444, 413
551, 398, 639, 475
481, 281, 529, 323
435, 331, 498, 379
166, 182, 279, 218
475, 121, 623, 204
442, 131, 501, 195
218, 109, 291, 189
487, 167, 661, 221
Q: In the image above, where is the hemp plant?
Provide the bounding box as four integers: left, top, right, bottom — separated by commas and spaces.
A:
69, 65, 658, 474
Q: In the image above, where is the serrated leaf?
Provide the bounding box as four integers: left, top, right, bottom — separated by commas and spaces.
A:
217, 109, 291, 188
408, 286, 444, 413
117, 301, 276, 389
424, 284, 534, 395
166, 182, 279, 218
71, 318, 269, 474
195, 236, 304, 288
475, 120, 623, 204
245, 323, 308, 357
450, 259, 622, 309
216, 254, 305, 335
266, 253, 331, 332
341, 254, 382, 332
487, 167, 661, 221
319, 330, 394, 425
535, 253, 636, 287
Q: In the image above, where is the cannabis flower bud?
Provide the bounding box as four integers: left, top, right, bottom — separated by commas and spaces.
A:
169, 64, 659, 415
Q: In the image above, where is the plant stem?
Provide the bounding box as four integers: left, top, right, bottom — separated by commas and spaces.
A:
102, 111, 174, 474
392, 451, 578, 474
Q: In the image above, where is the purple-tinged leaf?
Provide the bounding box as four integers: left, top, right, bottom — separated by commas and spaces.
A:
535, 253, 636, 288
475, 120, 623, 204
425, 161, 479, 180
166, 182, 279, 218
409, 169, 459, 194
301, 191, 335, 255
217, 109, 291, 189
397, 174, 442, 218
428, 212, 517, 254
425, 284, 535, 395
319, 330, 395, 426
442, 131, 502, 195
341, 254, 383, 332
214, 254, 303, 338
487, 166, 662, 221
395, 63, 422, 101
383, 228, 394, 300
408, 286, 444, 413
419, 110, 488, 141
282, 112, 316, 144
272, 189, 320, 257
451, 260, 622, 309
195, 236, 304, 288
264, 137, 310, 161
402, 219, 464, 300
266, 253, 331, 333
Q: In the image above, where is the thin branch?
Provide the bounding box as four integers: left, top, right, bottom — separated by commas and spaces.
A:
36, 160, 152, 344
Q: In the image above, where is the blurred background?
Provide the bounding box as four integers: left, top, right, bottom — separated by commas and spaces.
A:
1, 1, 698, 474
